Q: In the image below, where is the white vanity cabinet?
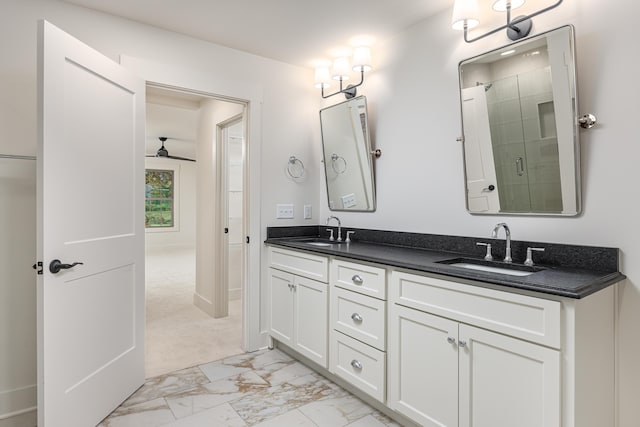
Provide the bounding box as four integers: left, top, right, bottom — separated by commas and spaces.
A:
389, 303, 560, 427
268, 247, 329, 368
387, 270, 615, 427
266, 244, 617, 427
329, 258, 387, 402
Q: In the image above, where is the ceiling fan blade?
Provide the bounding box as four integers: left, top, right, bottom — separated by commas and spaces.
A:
167, 155, 196, 162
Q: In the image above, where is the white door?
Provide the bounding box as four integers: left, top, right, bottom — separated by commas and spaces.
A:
268, 268, 294, 345
37, 21, 145, 426
458, 324, 560, 427
461, 86, 500, 212
387, 304, 459, 427
293, 276, 328, 367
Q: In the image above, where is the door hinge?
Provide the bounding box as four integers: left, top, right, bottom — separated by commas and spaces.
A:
224, 227, 229, 234
246, 236, 250, 244
32, 261, 43, 275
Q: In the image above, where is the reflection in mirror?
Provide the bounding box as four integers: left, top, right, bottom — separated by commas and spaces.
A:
459, 25, 580, 215
320, 96, 376, 211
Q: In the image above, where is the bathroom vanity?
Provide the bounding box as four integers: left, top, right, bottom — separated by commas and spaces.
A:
265, 227, 623, 427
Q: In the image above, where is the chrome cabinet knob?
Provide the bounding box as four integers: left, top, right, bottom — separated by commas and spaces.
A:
458, 340, 467, 348
351, 313, 363, 322
351, 275, 363, 285
351, 359, 363, 370
447, 336, 456, 345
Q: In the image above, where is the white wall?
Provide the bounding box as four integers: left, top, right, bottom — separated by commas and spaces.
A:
0, 159, 36, 426
318, 1, 640, 426
194, 99, 243, 317
0, 0, 319, 422
3, 0, 639, 425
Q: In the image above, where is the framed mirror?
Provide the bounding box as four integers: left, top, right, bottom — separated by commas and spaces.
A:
320, 96, 376, 211
458, 25, 580, 216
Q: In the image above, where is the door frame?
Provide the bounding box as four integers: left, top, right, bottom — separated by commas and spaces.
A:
216, 114, 245, 317
121, 55, 265, 352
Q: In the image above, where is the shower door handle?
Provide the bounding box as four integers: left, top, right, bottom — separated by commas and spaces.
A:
515, 157, 525, 176
49, 259, 84, 274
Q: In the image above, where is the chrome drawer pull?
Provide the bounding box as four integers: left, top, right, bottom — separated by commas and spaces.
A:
351, 359, 363, 370
351, 313, 363, 322
351, 274, 364, 285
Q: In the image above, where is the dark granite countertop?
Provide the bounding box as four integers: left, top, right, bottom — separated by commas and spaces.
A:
265, 227, 625, 299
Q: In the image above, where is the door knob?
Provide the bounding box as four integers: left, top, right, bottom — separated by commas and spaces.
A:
49, 259, 84, 274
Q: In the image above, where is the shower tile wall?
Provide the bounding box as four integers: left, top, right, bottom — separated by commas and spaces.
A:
486, 66, 562, 213
487, 75, 531, 212
519, 67, 562, 212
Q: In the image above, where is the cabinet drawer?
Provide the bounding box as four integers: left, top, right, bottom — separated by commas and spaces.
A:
390, 271, 561, 349
330, 331, 386, 403
332, 258, 386, 299
331, 287, 386, 350
269, 246, 328, 283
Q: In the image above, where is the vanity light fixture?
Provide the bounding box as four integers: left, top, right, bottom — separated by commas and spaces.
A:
314, 46, 372, 99
451, 0, 563, 43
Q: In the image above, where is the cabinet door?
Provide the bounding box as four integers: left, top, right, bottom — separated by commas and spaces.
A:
388, 304, 459, 427
458, 324, 560, 427
268, 268, 294, 346
294, 276, 328, 367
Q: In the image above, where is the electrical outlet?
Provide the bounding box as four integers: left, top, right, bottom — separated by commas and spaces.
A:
304, 205, 312, 219
276, 204, 294, 219
342, 193, 357, 208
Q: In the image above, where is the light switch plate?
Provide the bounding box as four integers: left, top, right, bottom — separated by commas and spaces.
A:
304, 205, 312, 219
276, 204, 294, 219
342, 193, 357, 209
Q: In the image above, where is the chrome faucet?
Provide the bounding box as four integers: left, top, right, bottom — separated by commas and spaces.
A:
326, 216, 342, 242
491, 223, 512, 263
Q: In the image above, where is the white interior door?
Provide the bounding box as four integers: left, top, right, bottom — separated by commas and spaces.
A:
37, 21, 145, 426
461, 86, 500, 212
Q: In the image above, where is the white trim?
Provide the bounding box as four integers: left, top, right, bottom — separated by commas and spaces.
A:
0, 385, 36, 420
119, 55, 266, 352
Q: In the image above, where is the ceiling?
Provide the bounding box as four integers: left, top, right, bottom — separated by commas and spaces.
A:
61, 0, 452, 68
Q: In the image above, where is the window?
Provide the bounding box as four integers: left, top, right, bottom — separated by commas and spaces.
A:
145, 169, 174, 228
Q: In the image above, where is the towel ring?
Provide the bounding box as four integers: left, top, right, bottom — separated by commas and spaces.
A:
331, 153, 347, 174
287, 156, 305, 179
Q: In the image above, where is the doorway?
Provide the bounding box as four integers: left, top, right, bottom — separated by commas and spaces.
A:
144, 85, 246, 377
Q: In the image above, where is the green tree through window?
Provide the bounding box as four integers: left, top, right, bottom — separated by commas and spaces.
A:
145, 169, 174, 228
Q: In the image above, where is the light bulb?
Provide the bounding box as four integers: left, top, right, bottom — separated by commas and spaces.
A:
314, 67, 331, 89
332, 57, 351, 81
352, 47, 372, 72
492, 0, 525, 12
451, 0, 480, 30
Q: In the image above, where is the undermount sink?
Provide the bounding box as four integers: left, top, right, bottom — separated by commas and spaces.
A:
294, 238, 345, 247
438, 258, 542, 277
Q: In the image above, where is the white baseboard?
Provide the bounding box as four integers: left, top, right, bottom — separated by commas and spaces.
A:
0, 409, 37, 427
0, 385, 36, 423
193, 292, 215, 317
229, 288, 241, 301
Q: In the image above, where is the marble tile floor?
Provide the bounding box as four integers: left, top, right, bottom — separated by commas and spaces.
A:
100, 348, 401, 427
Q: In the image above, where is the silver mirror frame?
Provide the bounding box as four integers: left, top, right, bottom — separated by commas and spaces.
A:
320, 95, 377, 212
458, 25, 581, 216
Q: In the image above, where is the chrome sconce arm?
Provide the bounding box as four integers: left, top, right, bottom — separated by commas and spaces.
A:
454, 0, 564, 43
321, 69, 364, 99
315, 46, 372, 99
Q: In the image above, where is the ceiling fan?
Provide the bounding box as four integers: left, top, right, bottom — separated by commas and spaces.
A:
146, 137, 196, 162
